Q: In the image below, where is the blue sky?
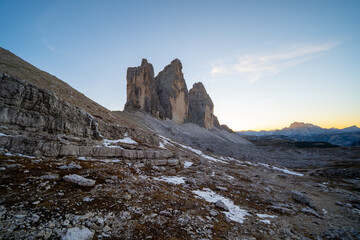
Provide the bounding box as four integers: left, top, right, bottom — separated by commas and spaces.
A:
1, 0, 359, 130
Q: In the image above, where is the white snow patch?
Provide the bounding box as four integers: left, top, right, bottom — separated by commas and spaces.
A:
62, 226, 94, 240
322, 209, 328, 214
257, 213, 277, 219
153, 176, 185, 185
255, 162, 303, 177
184, 161, 193, 168
192, 188, 249, 224
100, 159, 121, 163
256, 214, 276, 224
177, 143, 228, 164
0, 133, 9, 137
271, 166, 304, 176
260, 219, 271, 224
3, 152, 35, 159
158, 136, 227, 164
83, 196, 93, 202
225, 174, 235, 180
78, 157, 86, 160
159, 135, 174, 149
103, 138, 134, 148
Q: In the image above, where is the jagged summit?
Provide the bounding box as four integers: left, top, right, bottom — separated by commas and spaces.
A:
288, 122, 319, 129
124, 59, 230, 131
155, 59, 189, 124
124, 58, 163, 118
188, 82, 215, 129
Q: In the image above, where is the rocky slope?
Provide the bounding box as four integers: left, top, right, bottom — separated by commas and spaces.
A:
0, 48, 359, 239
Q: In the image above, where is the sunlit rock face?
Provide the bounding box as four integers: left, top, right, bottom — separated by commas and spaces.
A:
155, 59, 189, 124
188, 82, 215, 129
124, 59, 164, 118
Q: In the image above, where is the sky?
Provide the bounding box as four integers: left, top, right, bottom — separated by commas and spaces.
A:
0, 0, 359, 131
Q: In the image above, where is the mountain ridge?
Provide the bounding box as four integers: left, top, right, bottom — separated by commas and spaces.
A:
238, 122, 360, 146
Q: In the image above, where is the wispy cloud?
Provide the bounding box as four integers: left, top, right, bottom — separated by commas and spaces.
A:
42, 38, 58, 52
42, 38, 70, 56
211, 42, 338, 83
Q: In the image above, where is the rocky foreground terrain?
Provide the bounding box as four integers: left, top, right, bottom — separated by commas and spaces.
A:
0, 47, 360, 239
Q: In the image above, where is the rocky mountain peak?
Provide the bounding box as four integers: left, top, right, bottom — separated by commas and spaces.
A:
141, 58, 149, 66
124, 58, 232, 131
124, 59, 163, 117
188, 82, 215, 129
289, 122, 318, 129
155, 59, 189, 124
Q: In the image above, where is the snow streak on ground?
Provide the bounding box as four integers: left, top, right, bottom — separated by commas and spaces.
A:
153, 176, 186, 185
159, 135, 174, 149
159, 135, 228, 164
2, 151, 36, 159
192, 188, 249, 224
257, 163, 304, 176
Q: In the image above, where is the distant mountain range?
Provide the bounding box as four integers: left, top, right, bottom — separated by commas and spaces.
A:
238, 122, 360, 146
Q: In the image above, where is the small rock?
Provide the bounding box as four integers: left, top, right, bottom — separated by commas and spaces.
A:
209, 209, 218, 216
291, 190, 316, 209
216, 186, 228, 191
159, 210, 172, 217
215, 200, 229, 211
59, 163, 82, 170
63, 219, 70, 226
301, 207, 321, 218
83, 197, 93, 202
103, 225, 111, 232
123, 193, 132, 200
62, 227, 94, 240
335, 201, 344, 206
349, 195, 360, 204
268, 205, 295, 215
63, 174, 95, 187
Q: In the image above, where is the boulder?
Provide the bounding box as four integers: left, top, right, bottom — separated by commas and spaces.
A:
63, 174, 96, 187
291, 190, 316, 209
188, 82, 215, 129
155, 59, 189, 123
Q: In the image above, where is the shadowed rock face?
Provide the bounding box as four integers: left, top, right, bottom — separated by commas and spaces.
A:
155, 59, 189, 124
0, 73, 100, 139
124, 59, 164, 118
188, 82, 215, 129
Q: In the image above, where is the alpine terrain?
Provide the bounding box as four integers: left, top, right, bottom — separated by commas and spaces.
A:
0, 47, 360, 240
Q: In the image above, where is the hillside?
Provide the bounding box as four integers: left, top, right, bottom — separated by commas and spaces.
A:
1, 49, 360, 239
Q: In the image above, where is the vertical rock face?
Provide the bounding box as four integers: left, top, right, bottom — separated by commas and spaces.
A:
155, 59, 189, 124
124, 59, 163, 117
123, 58, 233, 132
188, 82, 215, 129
